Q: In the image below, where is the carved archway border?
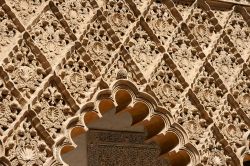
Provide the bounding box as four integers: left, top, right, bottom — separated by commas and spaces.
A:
53, 80, 200, 166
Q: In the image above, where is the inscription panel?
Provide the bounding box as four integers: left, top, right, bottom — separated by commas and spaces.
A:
87, 130, 168, 166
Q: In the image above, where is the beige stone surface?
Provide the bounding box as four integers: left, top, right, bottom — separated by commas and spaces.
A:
0, 0, 249, 165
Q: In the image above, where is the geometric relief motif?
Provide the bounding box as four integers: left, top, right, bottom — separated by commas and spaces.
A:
125, 25, 162, 78
186, 7, 220, 53
167, 28, 204, 83
208, 37, 244, 88
0, 7, 20, 54
28, 10, 73, 66
81, 17, 116, 71
55, 0, 96, 38
231, 71, 250, 118
0, 79, 21, 134
225, 12, 250, 61
33, 83, 74, 139
102, 0, 136, 42
150, 60, 184, 111
3, 40, 46, 99
59, 52, 97, 104
145, 1, 178, 48
4, 118, 52, 166
5, 0, 48, 26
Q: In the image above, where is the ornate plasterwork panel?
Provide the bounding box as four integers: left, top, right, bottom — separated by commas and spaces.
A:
58, 51, 97, 104
5, 0, 48, 27
0, 6, 21, 55
167, 27, 204, 83
54, 0, 97, 38
225, 11, 250, 61
28, 9, 74, 66
208, 36, 244, 88
3, 40, 47, 99
124, 24, 163, 78
145, 1, 178, 48
80, 16, 116, 71
102, 0, 137, 42
3, 118, 52, 166
0, 77, 21, 134
33, 82, 74, 139
0, 0, 249, 165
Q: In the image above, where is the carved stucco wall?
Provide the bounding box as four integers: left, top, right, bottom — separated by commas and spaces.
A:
0, 0, 250, 165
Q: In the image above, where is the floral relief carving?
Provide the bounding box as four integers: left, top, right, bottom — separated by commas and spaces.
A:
33, 84, 73, 139
6, 0, 48, 26
125, 26, 162, 77
225, 12, 250, 61
145, 2, 178, 48
175, 98, 204, 143
103, 0, 136, 41
173, 1, 193, 20
211, 9, 231, 27
150, 60, 184, 110
208, 37, 243, 88
131, 0, 150, 12
167, 28, 203, 83
0, 79, 21, 134
3, 40, 46, 99
59, 52, 96, 104
103, 56, 138, 84
175, 97, 231, 166
55, 0, 96, 38
192, 68, 226, 116
4, 119, 52, 166
0, 7, 20, 55
197, 128, 232, 165
28, 10, 73, 65
214, 103, 248, 154
231, 71, 250, 118
187, 8, 219, 52
81, 18, 116, 71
